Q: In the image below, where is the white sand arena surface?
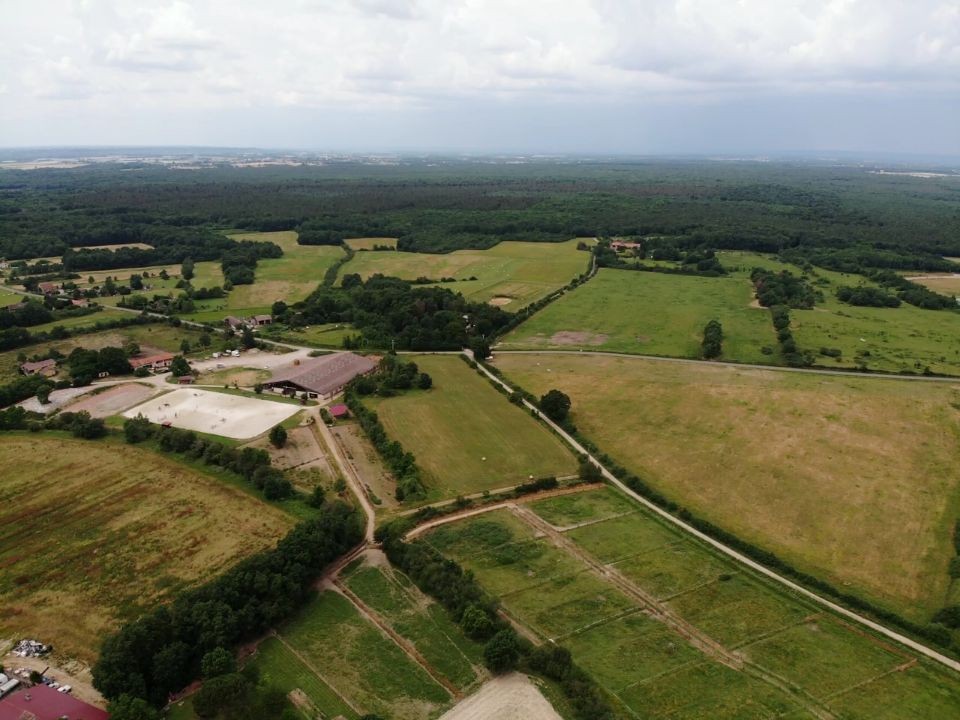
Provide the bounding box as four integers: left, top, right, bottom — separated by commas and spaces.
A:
439, 673, 562, 720
123, 388, 299, 439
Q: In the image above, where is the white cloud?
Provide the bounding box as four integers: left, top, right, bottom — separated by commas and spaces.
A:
0, 0, 957, 149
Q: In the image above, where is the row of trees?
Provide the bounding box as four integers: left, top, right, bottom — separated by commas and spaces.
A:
377, 525, 616, 719
124, 417, 295, 500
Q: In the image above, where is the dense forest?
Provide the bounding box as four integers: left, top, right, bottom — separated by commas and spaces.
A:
2, 159, 960, 273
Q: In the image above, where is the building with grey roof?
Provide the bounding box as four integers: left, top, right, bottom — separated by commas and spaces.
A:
263, 352, 376, 399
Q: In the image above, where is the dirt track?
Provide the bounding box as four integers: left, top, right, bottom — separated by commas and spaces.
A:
437, 673, 561, 720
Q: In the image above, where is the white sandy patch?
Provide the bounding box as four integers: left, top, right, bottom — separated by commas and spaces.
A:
123, 388, 299, 439
439, 673, 562, 720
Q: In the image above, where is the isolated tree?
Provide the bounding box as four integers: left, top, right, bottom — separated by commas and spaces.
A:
169, 355, 191, 377
181, 257, 195, 281
129, 273, 144, 290
124, 414, 154, 444
241, 326, 256, 349
269, 424, 288, 448
36, 384, 51, 405
199, 332, 212, 348
701, 319, 723, 359
539, 389, 571, 423
180, 339, 191, 354
417, 372, 433, 390
124, 341, 141, 357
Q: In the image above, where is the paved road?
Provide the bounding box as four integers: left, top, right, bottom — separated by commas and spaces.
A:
466, 350, 960, 675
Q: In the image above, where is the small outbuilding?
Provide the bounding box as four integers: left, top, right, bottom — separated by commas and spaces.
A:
248, 314, 272, 327
328, 403, 350, 419
19, 358, 57, 377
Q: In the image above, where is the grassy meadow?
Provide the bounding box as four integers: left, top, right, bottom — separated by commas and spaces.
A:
493, 352, 960, 620
0, 435, 293, 663
425, 493, 960, 719
276, 590, 452, 720
186, 231, 343, 321
338, 239, 592, 310
364, 355, 577, 502
499, 267, 775, 361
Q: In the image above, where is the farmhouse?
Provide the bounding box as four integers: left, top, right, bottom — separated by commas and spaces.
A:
248, 314, 272, 327
0, 684, 108, 720
224, 315, 245, 330
19, 358, 57, 377
130, 351, 175, 372
37, 281, 60, 295
264, 352, 376, 399
611, 241, 642, 251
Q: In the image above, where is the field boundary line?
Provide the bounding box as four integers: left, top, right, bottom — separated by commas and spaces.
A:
272, 632, 365, 716
656, 573, 739, 603
468, 350, 960, 675
552, 606, 645, 642
490, 348, 960, 383
552, 509, 638, 533
508, 503, 746, 671
821, 658, 918, 704
728, 613, 824, 651
332, 578, 461, 699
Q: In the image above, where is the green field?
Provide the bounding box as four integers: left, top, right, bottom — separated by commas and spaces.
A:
278, 590, 451, 720
494, 352, 960, 620
339, 239, 591, 310
186, 231, 343, 321
365, 355, 577, 502
499, 267, 775, 361
342, 559, 483, 690
0, 434, 293, 663
425, 491, 960, 719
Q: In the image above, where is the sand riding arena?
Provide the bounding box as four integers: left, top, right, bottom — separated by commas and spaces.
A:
123, 388, 300, 439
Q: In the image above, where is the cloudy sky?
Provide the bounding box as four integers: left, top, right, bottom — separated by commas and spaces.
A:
2, 0, 958, 155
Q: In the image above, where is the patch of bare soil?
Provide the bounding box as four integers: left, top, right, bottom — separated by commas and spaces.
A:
550, 331, 609, 346
488, 296, 514, 306
748, 298, 763, 309
438, 673, 561, 720
331, 423, 399, 510
63, 382, 157, 418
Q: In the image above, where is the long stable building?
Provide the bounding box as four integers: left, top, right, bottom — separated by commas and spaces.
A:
0, 684, 109, 720
263, 352, 376, 400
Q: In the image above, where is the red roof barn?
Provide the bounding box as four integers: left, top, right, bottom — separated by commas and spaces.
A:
0, 684, 109, 720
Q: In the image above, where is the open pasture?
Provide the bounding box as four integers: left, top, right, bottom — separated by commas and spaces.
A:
425, 488, 960, 719
0, 435, 293, 663
365, 355, 576, 502
278, 590, 451, 720
339, 239, 590, 310
123, 388, 300, 439
499, 268, 775, 361
495, 353, 960, 620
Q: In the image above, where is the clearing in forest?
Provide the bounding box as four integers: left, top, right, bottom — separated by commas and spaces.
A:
493, 352, 960, 620
364, 355, 577, 503
0, 435, 293, 663
424, 492, 960, 719
338, 239, 591, 310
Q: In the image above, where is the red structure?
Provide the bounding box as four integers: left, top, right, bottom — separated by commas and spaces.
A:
328, 403, 349, 419
0, 684, 109, 720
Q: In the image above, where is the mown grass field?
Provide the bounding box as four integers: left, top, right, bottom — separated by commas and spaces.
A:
277, 590, 451, 720
499, 267, 775, 361
493, 353, 960, 620
187, 231, 344, 321
0, 434, 293, 663
365, 355, 577, 502
338, 239, 591, 310
425, 493, 960, 719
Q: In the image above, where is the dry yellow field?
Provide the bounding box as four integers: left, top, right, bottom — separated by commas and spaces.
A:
904, 273, 960, 296
0, 435, 294, 662
493, 353, 960, 620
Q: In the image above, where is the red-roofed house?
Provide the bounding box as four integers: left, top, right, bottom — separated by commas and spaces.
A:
37, 282, 61, 295
328, 403, 349, 419
0, 684, 109, 720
